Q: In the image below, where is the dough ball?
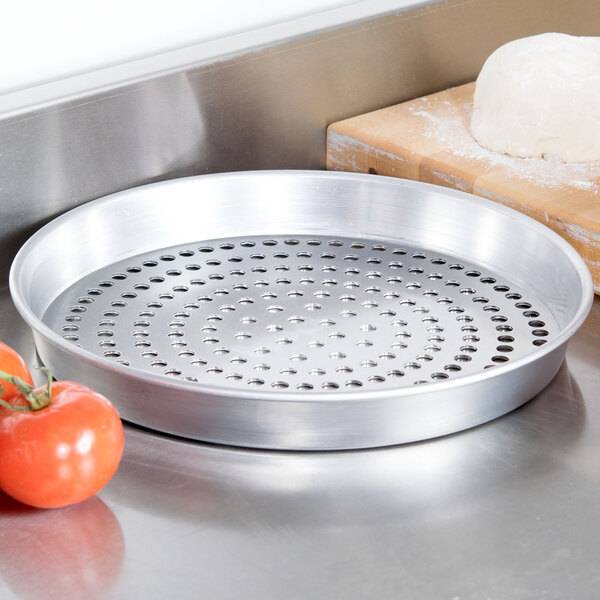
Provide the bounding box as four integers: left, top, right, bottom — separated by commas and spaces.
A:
470, 32, 600, 163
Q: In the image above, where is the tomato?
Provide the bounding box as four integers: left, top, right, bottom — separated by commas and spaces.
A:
0, 341, 33, 402
0, 380, 124, 509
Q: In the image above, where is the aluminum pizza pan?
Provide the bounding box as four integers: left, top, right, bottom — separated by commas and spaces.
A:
9, 171, 593, 449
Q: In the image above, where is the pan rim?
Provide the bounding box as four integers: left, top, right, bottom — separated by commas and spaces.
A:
8, 170, 594, 404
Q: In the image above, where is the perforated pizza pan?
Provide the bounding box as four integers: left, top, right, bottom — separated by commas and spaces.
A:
9, 171, 593, 449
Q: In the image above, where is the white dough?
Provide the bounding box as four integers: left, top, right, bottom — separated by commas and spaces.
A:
470, 32, 600, 163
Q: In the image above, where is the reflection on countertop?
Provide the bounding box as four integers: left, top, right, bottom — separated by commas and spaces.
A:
0, 494, 124, 600
1, 286, 600, 599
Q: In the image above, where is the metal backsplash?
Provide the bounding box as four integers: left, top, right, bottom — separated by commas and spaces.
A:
1, 0, 598, 280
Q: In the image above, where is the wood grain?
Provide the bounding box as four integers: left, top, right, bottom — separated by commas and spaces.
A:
327, 83, 600, 292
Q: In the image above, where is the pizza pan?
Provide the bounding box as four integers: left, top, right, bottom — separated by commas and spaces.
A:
9, 171, 593, 449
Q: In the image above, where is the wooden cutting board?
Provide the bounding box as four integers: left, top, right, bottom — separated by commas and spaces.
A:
326, 82, 600, 293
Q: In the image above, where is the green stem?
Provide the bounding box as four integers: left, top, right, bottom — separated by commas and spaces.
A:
0, 398, 31, 411
0, 368, 33, 392
0, 367, 52, 411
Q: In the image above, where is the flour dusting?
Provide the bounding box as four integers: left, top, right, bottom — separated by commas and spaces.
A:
407, 100, 600, 192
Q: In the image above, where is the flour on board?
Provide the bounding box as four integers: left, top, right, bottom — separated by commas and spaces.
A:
407, 100, 600, 193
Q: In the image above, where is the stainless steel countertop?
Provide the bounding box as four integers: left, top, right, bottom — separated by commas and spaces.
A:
1, 281, 599, 599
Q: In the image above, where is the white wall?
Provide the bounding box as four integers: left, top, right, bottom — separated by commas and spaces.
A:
1, 0, 423, 94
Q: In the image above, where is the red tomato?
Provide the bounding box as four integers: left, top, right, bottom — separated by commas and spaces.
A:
0, 341, 33, 402
0, 380, 124, 509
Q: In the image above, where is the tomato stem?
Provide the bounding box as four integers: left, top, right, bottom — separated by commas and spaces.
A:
0, 398, 31, 411
0, 368, 52, 411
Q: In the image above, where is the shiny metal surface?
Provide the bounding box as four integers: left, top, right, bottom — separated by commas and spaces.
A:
0, 0, 598, 282
9, 172, 593, 449
1, 1, 599, 595
1, 286, 600, 599
40, 234, 561, 390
